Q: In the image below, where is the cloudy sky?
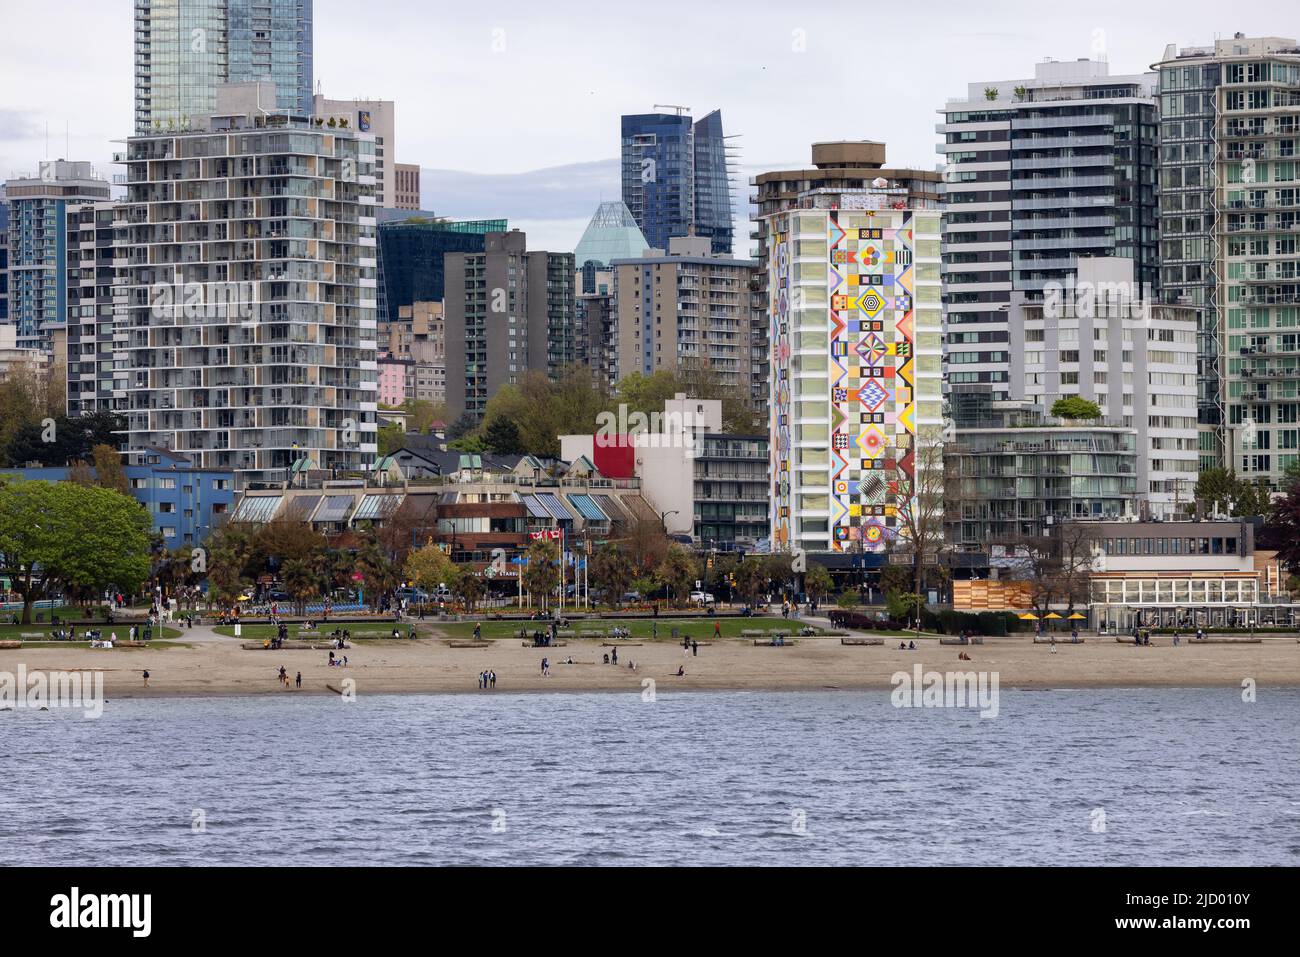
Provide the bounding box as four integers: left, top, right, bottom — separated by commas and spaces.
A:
1, 0, 1294, 248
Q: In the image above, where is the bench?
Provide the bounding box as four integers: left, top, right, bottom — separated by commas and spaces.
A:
768, 630, 792, 637
940, 636, 984, 645
578, 630, 607, 638
520, 640, 568, 648
447, 640, 490, 649
741, 630, 766, 637
841, 637, 885, 646
20, 632, 44, 639
1033, 636, 1081, 644
753, 639, 796, 647
601, 641, 643, 647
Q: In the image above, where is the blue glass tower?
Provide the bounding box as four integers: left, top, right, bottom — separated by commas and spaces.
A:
620, 109, 732, 255
135, 0, 313, 133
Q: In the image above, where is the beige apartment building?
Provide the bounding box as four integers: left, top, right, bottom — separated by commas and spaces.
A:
611, 236, 758, 391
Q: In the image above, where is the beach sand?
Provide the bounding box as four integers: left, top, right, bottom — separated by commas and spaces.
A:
4, 630, 1299, 698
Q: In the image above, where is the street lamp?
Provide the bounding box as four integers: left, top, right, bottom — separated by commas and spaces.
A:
660, 509, 679, 533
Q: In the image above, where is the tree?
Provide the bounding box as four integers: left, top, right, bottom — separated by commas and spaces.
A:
0, 479, 152, 624
353, 533, 401, 610
655, 544, 698, 607
1266, 479, 1300, 573
893, 436, 947, 606
1194, 468, 1273, 518
67, 460, 97, 487
482, 416, 525, 455
279, 557, 320, 614
522, 538, 560, 611
734, 558, 769, 606
405, 544, 456, 595
205, 524, 258, 609
453, 565, 486, 612
446, 412, 479, 441
90, 444, 129, 495
377, 421, 406, 456
589, 543, 634, 607
804, 562, 834, 604
1050, 396, 1102, 421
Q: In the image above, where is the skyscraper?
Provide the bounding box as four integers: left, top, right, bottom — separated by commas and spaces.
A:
118, 106, 377, 481
620, 108, 733, 255
3, 161, 112, 354
1153, 35, 1300, 485
750, 141, 942, 421
939, 59, 1159, 399
764, 189, 944, 556
134, 0, 313, 134
443, 231, 575, 421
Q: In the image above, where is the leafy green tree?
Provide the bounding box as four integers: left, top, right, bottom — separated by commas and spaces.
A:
0, 479, 152, 623
482, 416, 525, 455
804, 562, 834, 603
655, 544, 699, 606
589, 543, 634, 607
405, 544, 456, 594
377, 421, 406, 456
734, 558, 769, 606
453, 565, 487, 612
836, 588, 860, 611
1050, 396, 1102, 420
280, 557, 321, 614
90, 444, 129, 495
205, 524, 258, 609
354, 533, 400, 610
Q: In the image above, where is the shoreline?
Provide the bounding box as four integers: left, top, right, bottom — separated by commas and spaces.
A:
4, 632, 1299, 700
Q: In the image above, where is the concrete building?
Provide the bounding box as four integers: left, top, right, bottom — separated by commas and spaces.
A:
0, 200, 9, 324
116, 107, 378, 483
393, 163, 421, 210
312, 95, 399, 209
611, 237, 757, 392
1153, 35, 1300, 483
576, 268, 617, 388
1007, 257, 1199, 518
3, 161, 112, 353
379, 301, 445, 405
750, 141, 942, 418
945, 386, 1138, 551
3, 448, 236, 547
765, 196, 944, 556
620, 108, 735, 255
134, 0, 314, 133
938, 59, 1159, 399
0, 324, 51, 382
65, 202, 127, 417
443, 230, 575, 421
560, 395, 768, 545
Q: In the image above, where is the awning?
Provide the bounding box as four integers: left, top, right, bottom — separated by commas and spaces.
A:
280, 495, 321, 522
230, 495, 282, 523
520, 495, 551, 519
354, 494, 404, 521
313, 495, 355, 523
593, 494, 630, 523
535, 492, 576, 521
567, 494, 608, 522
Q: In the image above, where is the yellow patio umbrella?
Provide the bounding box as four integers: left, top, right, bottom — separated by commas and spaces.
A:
1043, 612, 1063, 620
1018, 613, 1039, 620
1067, 612, 1087, 620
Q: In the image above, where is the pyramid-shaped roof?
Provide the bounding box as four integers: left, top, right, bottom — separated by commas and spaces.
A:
574, 201, 649, 268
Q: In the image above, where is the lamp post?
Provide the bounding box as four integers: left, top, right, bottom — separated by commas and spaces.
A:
660, 509, 679, 533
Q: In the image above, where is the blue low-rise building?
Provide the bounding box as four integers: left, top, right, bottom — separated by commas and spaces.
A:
2, 448, 235, 548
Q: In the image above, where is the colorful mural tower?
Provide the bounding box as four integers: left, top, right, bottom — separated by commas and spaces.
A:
767, 197, 943, 554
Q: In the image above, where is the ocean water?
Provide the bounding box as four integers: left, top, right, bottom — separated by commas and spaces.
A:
2, 688, 1297, 866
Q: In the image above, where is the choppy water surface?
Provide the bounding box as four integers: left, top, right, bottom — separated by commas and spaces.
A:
3, 688, 1297, 865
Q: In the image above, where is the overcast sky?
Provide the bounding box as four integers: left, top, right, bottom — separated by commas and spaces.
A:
1, 0, 1295, 248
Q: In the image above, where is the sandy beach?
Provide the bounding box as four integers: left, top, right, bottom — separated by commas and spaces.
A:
4, 626, 1299, 698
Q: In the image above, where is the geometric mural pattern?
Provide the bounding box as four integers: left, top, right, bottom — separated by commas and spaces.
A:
770, 207, 924, 554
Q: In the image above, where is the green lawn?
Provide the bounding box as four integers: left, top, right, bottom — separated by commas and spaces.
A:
0, 624, 182, 641
213, 623, 417, 640
432, 616, 825, 642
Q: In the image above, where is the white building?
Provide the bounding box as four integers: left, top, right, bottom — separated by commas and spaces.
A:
1008, 257, 1199, 518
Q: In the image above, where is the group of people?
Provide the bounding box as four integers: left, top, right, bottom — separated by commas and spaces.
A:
327, 651, 349, 667
897, 640, 917, 651
477, 670, 497, 689
681, 636, 699, 657
276, 666, 302, 689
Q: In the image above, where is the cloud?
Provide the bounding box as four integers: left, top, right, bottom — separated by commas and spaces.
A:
0, 110, 43, 142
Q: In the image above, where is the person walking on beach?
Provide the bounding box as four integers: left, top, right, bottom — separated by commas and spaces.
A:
295, 671, 302, 689
541, 658, 550, 677
142, 669, 150, 688
489, 670, 496, 689
611, 646, 618, 665
692, 640, 698, 657
713, 620, 721, 639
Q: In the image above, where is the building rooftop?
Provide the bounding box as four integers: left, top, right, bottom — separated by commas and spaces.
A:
574, 201, 650, 269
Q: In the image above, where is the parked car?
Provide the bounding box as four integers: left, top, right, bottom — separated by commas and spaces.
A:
621, 591, 642, 603
690, 591, 715, 605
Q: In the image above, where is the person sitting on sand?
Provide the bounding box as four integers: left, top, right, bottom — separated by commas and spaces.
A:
908, 640, 915, 650
603, 653, 610, 665
900, 641, 907, 650
676, 665, 685, 677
